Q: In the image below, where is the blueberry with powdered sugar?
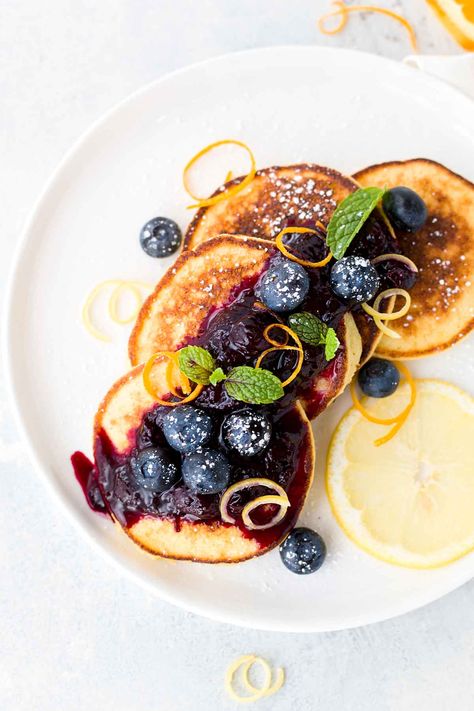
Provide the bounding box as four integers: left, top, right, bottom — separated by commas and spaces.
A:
130, 447, 180, 492
280, 527, 326, 575
221, 409, 272, 458
182, 448, 231, 494
257, 258, 310, 312
330, 255, 380, 304
140, 216, 182, 258
163, 406, 213, 454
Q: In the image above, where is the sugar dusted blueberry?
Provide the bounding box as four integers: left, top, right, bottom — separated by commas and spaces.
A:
163, 406, 213, 454
279, 527, 326, 575
257, 258, 310, 313
139, 217, 182, 258
221, 409, 272, 458
182, 448, 231, 494
330, 255, 380, 304
130, 447, 179, 492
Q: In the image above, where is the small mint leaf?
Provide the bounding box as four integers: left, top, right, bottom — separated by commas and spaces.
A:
224, 366, 284, 404
288, 312, 328, 347
326, 187, 385, 260
209, 367, 226, 386
178, 346, 216, 385
324, 328, 340, 361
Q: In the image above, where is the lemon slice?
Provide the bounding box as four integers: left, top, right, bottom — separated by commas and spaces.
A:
327, 380, 474, 568
426, 0, 474, 50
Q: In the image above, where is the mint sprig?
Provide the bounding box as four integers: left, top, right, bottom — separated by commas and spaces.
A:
224, 366, 284, 404
209, 367, 226, 386
178, 346, 216, 385
288, 312, 340, 361
326, 187, 385, 260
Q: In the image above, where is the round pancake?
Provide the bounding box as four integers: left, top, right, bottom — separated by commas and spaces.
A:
94, 363, 315, 562
128, 234, 361, 420
355, 159, 474, 359
183, 163, 396, 363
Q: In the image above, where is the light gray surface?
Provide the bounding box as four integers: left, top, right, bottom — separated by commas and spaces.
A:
1, 1, 473, 709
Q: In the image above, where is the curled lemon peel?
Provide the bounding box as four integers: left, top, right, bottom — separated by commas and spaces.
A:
183, 139, 256, 209
255, 323, 304, 387
275, 226, 333, 268
318, 1, 418, 51
219, 478, 287, 525
362, 288, 411, 340
225, 655, 285, 703
371, 253, 418, 273
241, 494, 290, 531
83, 279, 153, 341
350, 363, 416, 446
143, 351, 203, 406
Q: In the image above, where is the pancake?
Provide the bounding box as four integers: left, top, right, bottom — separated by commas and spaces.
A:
183, 164, 398, 363
94, 362, 315, 562
129, 234, 362, 420
355, 159, 474, 359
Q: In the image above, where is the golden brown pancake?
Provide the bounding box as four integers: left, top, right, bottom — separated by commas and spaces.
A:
129, 234, 362, 420
94, 362, 315, 562
183, 164, 397, 363
355, 159, 474, 359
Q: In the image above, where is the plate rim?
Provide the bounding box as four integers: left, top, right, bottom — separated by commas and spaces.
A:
4, 44, 474, 633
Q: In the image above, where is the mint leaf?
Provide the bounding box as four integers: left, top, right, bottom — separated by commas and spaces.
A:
324, 328, 340, 361
224, 366, 284, 404
209, 367, 226, 386
288, 312, 328, 346
288, 312, 340, 361
178, 346, 216, 385
326, 187, 385, 260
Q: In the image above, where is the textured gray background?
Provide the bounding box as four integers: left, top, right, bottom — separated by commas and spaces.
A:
1, 2, 473, 709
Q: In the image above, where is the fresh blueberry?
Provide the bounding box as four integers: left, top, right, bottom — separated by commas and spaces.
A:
257, 258, 310, 313
139, 217, 182, 258
382, 187, 428, 232
330, 256, 380, 304
182, 448, 231, 494
221, 409, 272, 458
163, 406, 213, 454
279, 527, 327, 575
358, 358, 400, 398
130, 447, 179, 492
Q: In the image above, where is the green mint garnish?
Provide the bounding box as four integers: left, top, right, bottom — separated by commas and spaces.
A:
288, 312, 340, 361
326, 187, 385, 260
224, 366, 284, 404
209, 367, 226, 386
324, 327, 340, 361
178, 346, 216, 385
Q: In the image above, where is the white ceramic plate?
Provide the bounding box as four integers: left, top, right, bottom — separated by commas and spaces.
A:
5, 46, 474, 632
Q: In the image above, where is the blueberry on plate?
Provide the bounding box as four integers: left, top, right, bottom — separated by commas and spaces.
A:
163, 405, 213, 454
358, 358, 400, 398
130, 447, 179, 492
182, 448, 231, 494
382, 187, 428, 233
257, 258, 310, 312
221, 409, 272, 458
279, 527, 326, 575
330, 255, 380, 304
139, 216, 182, 258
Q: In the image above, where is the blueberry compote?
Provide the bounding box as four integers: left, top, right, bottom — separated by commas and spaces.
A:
72, 216, 415, 544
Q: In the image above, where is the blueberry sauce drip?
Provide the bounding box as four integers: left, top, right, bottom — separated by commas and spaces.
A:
72, 217, 414, 542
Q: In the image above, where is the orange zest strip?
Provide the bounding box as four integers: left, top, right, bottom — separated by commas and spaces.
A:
350, 363, 416, 446
183, 139, 256, 210
318, 1, 418, 52
255, 323, 304, 387
165, 354, 192, 397
143, 351, 203, 406
275, 226, 333, 268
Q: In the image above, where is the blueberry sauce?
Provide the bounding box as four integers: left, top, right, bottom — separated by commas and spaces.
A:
72, 217, 413, 544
